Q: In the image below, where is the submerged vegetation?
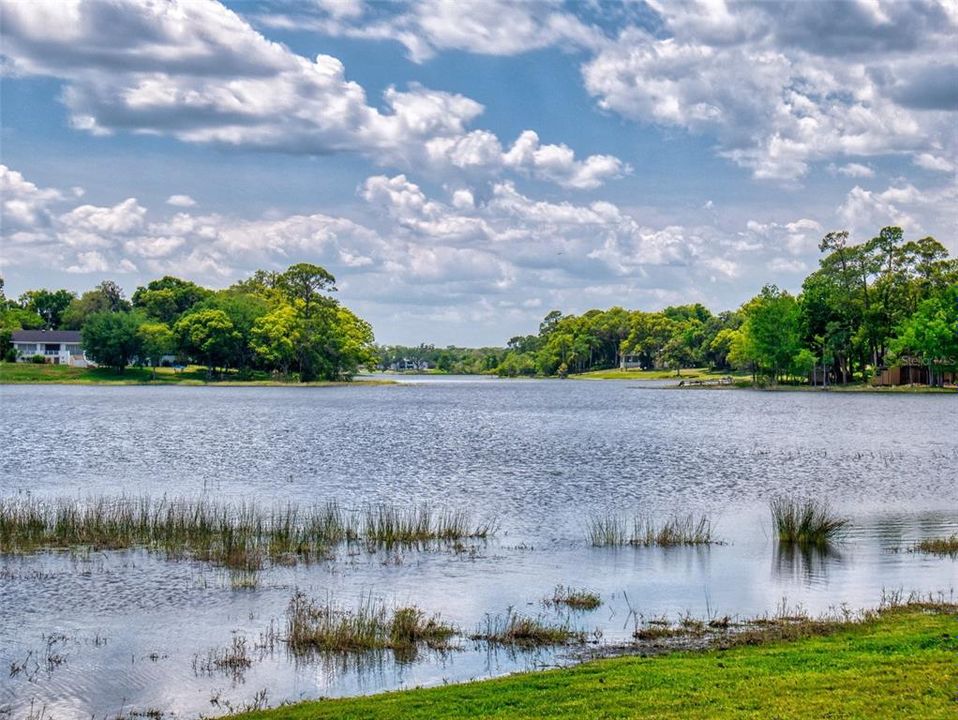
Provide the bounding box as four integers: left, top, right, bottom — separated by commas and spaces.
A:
285, 592, 456, 656
193, 636, 253, 680
470, 608, 586, 647
362, 505, 494, 546
587, 513, 717, 547
546, 586, 602, 611
0, 496, 493, 568
911, 534, 958, 557
770, 498, 850, 546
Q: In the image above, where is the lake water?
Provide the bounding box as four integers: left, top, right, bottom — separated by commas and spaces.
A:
1, 379, 956, 717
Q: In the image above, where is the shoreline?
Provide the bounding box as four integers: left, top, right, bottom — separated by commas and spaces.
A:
236, 602, 957, 720
0, 363, 396, 387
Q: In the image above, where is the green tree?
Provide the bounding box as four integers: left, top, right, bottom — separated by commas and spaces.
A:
81, 311, 143, 372
173, 309, 241, 374
137, 322, 175, 379
18, 289, 76, 329
889, 285, 958, 387
738, 285, 803, 382
62, 281, 132, 328
251, 305, 302, 377
277, 263, 336, 319
132, 276, 212, 324
193, 290, 269, 371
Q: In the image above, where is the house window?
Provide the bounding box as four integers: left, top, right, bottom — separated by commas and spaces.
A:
45, 343, 61, 355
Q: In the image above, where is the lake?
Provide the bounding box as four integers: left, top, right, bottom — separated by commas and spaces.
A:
1, 379, 955, 717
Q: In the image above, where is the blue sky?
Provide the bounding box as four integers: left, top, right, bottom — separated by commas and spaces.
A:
1, 0, 956, 345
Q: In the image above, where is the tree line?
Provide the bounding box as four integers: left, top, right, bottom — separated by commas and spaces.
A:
3, 226, 955, 385
0, 263, 376, 381
492, 227, 956, 384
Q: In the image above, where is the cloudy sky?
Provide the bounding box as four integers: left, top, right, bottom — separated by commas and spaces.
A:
1, 0, 956, 345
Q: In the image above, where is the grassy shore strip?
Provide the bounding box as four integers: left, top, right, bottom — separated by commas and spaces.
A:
568, 366, 956, 391
0, 362, 394, 386
237, 603, 957, 720
676, 381, 957, 393
571, 367, 746, 381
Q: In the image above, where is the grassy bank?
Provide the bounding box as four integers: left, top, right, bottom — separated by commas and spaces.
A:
0, 362, 392, 386
571, 367, 744, 381
239, 604, 957, 720
570, 366, 955, 392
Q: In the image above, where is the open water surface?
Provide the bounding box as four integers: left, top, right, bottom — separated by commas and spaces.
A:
1, 378, 955, 717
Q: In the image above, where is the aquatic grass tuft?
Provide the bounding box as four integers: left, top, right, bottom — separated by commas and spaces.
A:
546, 585, 601, 611
285, 591, 456, 655
192, 635, 252, 679
470, 608, 585, 647
587, 512, 717, 546
361, 504, 492, 546
770, 498, 849, 546
631, 514, 716, 546
586, 514, 628, 546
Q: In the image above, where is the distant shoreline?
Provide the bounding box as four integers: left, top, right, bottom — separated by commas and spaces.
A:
2, 362, 952, 392
0, 362, 395, 387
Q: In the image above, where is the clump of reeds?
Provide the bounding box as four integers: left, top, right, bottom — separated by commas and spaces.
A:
587, 512, 717, 546
632, 515, 715, 546
285, 591, 456, 655
910, 534, 958, 557
192, 636, 252, 679
470, 608, 585, 646
361, 504, 492, 546
770, 498, 849, 546
586, 514, 627, 546
545, 585, 601, 611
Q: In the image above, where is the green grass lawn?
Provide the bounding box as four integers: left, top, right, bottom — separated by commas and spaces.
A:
572, 367, 745, 380
0, 362, 391, 386
240, 606, 957, 720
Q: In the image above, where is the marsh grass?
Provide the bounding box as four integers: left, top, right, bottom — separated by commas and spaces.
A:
586, 515, 627, 546
193, 636, 252, 679
587, 513, 717, 547
0, 497, 494, 568
545, 585, 601, 611
632, 515, 716, 546
285, 591, 456, 655
910, 534, 958, 557
361, 505, 493, 547
471, 608, 586, 647
770, 498, 849, 546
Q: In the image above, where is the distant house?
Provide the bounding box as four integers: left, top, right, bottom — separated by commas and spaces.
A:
620, 355, 644, 370
389, 358, 432, 371
11, 330, 91, 367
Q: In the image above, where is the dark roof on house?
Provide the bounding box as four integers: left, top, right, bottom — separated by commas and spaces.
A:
11, 330, 82, 342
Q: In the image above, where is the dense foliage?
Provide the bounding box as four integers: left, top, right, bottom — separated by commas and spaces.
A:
0, 265, 376, 381
376, 344, 505, 374
490, 227, 956, 384
2, 227, 954, 385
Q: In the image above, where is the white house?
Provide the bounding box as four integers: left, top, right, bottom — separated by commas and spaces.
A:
11, 330, 91, 367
